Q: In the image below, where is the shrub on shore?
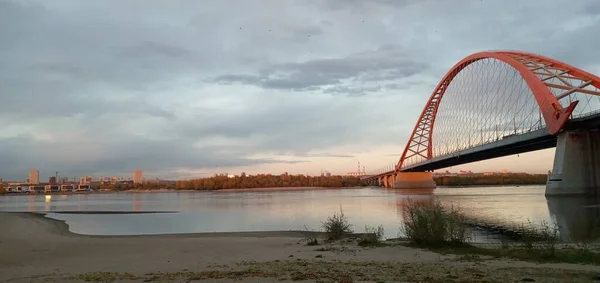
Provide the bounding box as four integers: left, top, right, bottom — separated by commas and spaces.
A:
422, 215, 600, 265
401, 199, 469, 248
322, 206, 353, 241
519, 220, 560, 258
301, 225, 320, 246
359, 225, 385, 247
308, 202, 600, 265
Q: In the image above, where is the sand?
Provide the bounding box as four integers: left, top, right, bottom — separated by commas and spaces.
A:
0, 212, 598, 283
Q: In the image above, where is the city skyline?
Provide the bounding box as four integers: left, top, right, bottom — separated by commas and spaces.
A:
2, 169, 144, 183
1, 1, 598, 180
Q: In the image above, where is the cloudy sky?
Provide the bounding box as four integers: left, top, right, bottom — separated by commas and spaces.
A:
1, 0, 599, 181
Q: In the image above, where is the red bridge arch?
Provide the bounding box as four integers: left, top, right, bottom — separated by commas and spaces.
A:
396, 51, 600, 171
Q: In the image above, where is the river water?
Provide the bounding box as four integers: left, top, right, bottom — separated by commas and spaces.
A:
1, 186, 598, 241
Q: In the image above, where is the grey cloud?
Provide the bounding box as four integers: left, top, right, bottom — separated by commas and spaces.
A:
0, 135, 306, 180
0, 76, 176, 122
1, 1, 206, 90
158, 95, 406, 159
265, 152, 354, 158
1, 0, 600, 180
315, 0, 425, 11
119, 41, 193, 59
323, 80, 428, 96
323, 86, 378, 96
211, 46, 427, 95
580, 1, 600, 14
284, 25, 324, 42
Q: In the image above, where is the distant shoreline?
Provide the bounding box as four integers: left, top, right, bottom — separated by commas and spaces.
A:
0, 186, 362, 196
213, 186, 361, 192
0, 184, 548, 196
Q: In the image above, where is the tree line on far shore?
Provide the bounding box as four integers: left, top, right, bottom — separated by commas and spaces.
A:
175, 174, 363, 190
7, 172, 547, 194
434, 173, 547, 186
67, 174, 361, 192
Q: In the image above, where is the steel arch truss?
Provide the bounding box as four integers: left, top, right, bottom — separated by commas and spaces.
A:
396, 51, 600, 171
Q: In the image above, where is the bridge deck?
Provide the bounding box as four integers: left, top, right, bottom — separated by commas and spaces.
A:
367, 112, 600, 179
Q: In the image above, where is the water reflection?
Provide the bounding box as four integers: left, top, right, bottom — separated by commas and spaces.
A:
0, 186, 598, 241
390, 188, 436, 196
44, 195, 52, 211
547, 196, 600, 242
133, 194, 142, 212
388, 188, 435, 221
28, 195, 37, 212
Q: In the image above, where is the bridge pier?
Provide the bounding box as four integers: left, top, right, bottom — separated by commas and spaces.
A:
375, 174, 396, 188
385, 175, 394, 188
393, 172, 437, 189
546, 129, 600, 196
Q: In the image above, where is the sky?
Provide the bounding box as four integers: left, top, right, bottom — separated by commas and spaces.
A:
1, 0, 600, 181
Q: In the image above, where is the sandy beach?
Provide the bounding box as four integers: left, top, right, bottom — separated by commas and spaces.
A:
0, 212, 599, 282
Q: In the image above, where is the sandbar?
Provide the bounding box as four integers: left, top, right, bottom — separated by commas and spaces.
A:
0, 212, 598, 282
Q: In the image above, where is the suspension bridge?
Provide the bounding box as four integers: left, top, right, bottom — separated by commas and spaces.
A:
363, 51, 600, 196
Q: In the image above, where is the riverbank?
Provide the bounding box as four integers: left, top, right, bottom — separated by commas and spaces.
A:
216, 186, 360, 192
1, 212, 598, 282
0, 184, 546, 196
434, 173, 547, 186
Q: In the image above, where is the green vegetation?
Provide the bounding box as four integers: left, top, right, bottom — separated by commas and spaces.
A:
83, 174, 362, 192
401, 199, 470, 248
485, 220, 600, 264
176, 174, 363, 190
301, 225, 320, 246
359, 225, 385, 247
303, 208, 386, 246
434, 173, 547, 186
302, 201, 599, 266
322, 207, 354, 241
401, 199, 600, 265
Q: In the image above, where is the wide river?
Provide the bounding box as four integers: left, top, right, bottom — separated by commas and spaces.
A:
1, 186, 599, 241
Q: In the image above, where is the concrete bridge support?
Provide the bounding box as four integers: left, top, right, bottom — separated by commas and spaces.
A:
376, 174, 395, 188
546, 129, 600, 196
393, 172, 437, 189
385, 175, 394, 188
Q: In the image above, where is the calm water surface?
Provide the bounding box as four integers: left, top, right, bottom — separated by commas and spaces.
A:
1, 186, 598, 241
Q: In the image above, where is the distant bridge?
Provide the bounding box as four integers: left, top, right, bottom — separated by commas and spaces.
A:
363, 51, 600, 196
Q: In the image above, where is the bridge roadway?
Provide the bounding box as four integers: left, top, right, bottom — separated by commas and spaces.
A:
364, 112, 600, 184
